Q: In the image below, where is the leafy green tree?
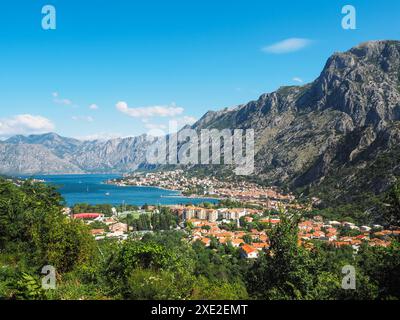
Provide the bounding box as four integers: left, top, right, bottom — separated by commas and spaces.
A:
242, 234, 253, 244
381, 180, 400, 227
356, 242, 400, 299
246, 211, 316, 299
191, 276, 248, 300
32, 216, 96, 273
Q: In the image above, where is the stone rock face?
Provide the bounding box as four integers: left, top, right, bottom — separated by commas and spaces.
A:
0, 142, 83, 175
189, 41, 400, 201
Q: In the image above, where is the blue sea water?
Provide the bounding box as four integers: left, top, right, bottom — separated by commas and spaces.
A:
25, 174, 218, 207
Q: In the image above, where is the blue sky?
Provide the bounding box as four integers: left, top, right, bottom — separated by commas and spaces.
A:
0, 0, 399, 140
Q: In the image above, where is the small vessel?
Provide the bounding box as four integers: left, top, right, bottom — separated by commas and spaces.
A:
105, 192, 110, 196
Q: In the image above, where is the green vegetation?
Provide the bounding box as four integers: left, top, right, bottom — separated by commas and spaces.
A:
128, 207, 178, 231
72, 203, 139, 216
0, 178, 399, 300
245, 212, 397, 300
303, 145, 400, 225
381, 180, 400, 226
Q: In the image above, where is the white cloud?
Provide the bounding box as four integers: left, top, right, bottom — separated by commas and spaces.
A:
142, 116, 197, 138
89, 104, 99, 110
292, 77, 304, 83
72, 115, 94, 122
0, 114, 55, 138
262, 38, 312, 54
52, 92, 73, 106
116, 101, 184, 118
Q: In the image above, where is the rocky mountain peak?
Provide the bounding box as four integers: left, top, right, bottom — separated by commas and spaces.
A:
296, 41, 400, 128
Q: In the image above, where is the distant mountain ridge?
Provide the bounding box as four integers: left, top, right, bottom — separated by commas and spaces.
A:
0, 133, 151, 175
1, 40, 399, 207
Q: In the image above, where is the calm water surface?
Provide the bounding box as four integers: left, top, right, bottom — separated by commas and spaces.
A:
25, 174, 218, 207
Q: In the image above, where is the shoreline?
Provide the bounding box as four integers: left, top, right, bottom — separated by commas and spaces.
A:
106, 180, 223, 201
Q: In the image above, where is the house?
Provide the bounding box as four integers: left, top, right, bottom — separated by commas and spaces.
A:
73, 213, 104, 220
343, 222, 356, 229
325, 233, 337, 241
103, 216, 118, 225
62, 207, 71, 215
196, 208, 207, 220
231, 238, 244, 248
333, 241, 351, 248
360, 226, 371, 232
355, 234, 369, 241
311, 231, 326, 239
240, 244, 259, 259
186, 219, 203, 227
218, 237, 228, 244
106, 230, 127, 239
90, 229, 105, 235
109, 222, 128, 233
392, 230, 400, 237
260, 218, 280, 224
252, 242, 269, 251
207, 210, 218, 222
369, 238, 391, 247
300, 233, 312, 240
200, 237, 211, 247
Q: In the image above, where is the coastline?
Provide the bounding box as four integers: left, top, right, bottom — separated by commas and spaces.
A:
106, 179, 223, 201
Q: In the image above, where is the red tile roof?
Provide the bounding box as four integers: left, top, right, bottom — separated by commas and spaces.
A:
73, 213, 103, 219
240, 244, 257, 254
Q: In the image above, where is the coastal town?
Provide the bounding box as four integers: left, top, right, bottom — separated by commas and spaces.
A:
107, 170, 299, 209
67, 202, 399, 259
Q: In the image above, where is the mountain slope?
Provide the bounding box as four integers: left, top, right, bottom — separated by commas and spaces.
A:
0, 142, 83, 175
0, 133, 151, 175
189, 40, 400, 205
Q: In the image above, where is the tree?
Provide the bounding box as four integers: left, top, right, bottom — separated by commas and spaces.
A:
246, 211, 316, 299
242, 234, 253, 244
356, 242, 400, 299
191, 276, 248, 300
0, 179, 95, 273
381, 180, 400, 227
32, 216, 96, 273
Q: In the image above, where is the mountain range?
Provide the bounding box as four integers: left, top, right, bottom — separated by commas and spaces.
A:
0, 133, 151, 175
1, 40, 399, 207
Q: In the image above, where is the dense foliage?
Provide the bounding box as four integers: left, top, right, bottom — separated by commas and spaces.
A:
0, 178, 399, 300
